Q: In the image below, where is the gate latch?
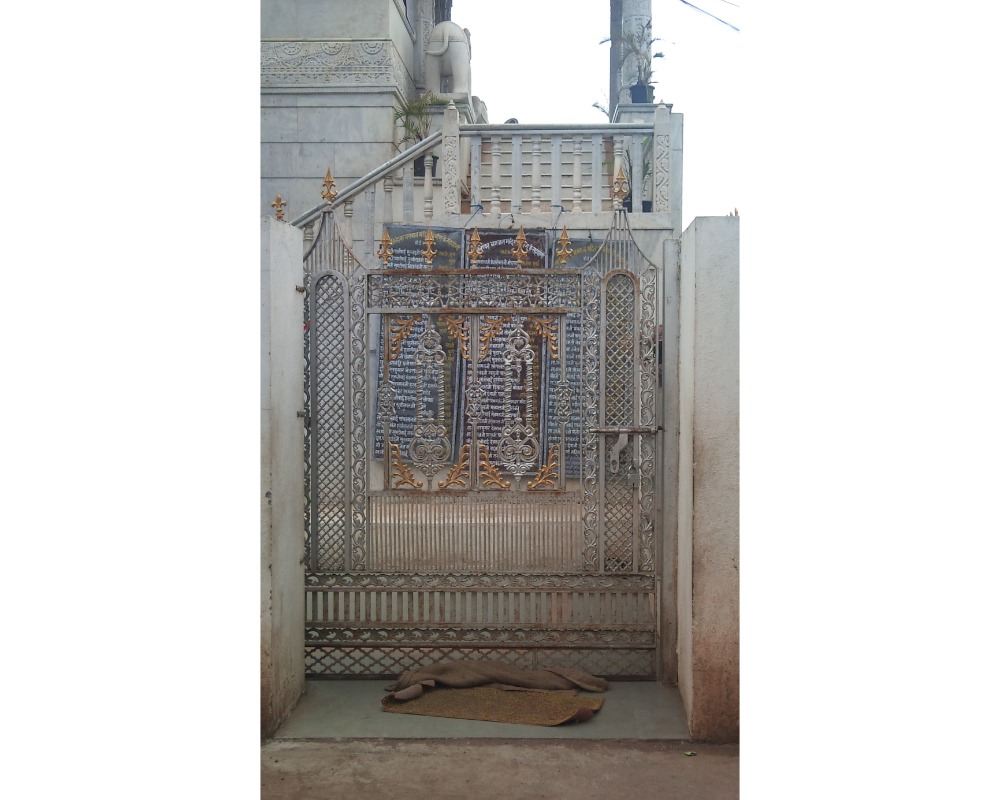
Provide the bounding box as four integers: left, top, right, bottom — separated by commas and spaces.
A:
589, 426, 661, 474
610, 432, 629, 473
590, 425, 661, 435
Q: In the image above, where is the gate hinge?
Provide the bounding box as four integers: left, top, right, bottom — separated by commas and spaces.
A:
295, 285, 306, 293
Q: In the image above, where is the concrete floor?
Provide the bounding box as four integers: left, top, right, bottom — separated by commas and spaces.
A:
262, 739, 740, 800
262, 679, 739, 799
273, 679, 691, 739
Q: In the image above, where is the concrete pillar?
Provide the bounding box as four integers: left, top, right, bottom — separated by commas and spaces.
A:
610, 0, 622, 120
620, 0, 653, 106
261, 217, 306, 738
677, 216, 739, 742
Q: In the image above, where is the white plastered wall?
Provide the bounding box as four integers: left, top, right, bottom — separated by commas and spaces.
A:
261, 0, 421, 222
677, 215, 739, 742
261, 217, 306, 738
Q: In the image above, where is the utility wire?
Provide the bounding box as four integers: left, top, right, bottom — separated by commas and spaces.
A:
677, 0, 740, 32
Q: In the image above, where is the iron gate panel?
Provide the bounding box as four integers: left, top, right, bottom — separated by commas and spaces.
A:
303, 211, 660, 677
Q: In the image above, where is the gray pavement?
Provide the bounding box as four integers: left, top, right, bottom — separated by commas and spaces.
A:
261, 739, 739, 800
262, 680, 738, 799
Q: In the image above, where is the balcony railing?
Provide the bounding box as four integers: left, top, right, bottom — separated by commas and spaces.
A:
294, 102, 680, 263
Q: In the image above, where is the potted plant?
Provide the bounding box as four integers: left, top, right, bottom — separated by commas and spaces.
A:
603, 21, 663, 104
393, 91, 448, 176
621, 145, 653, 212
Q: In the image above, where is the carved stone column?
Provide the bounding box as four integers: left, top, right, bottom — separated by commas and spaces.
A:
442, 101, 461, 214
652, 102, 670, 215
416, 0, 435, 89
620, 0, 652, 108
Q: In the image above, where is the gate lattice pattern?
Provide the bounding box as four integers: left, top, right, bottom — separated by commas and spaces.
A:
311, 273, 349, 571
302, 209, 660, 677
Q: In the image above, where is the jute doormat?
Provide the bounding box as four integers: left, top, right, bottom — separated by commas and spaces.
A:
381, 685, 605, 726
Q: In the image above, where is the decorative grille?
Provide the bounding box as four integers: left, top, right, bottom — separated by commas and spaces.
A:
310, 273, 349, 570
302, 209, 660, 678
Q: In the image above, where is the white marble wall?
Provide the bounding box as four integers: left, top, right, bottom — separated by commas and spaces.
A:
261, 0, 423, 221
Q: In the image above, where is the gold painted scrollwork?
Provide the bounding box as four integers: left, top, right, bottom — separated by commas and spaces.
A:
530, 316, 559, 360
440, 315, 471, 361
478, 444, 511, 490
478, 315, 505, 360
438, 444, 471, 490
527, 446, 560, 490
388, 316, 418, 361
389, 443, 423, 489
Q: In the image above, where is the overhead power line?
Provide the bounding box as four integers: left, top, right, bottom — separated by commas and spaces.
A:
677, 0, 740, 32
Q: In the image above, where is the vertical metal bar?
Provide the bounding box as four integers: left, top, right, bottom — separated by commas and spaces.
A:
632, 274, 643, 567
381, 314, 391, 491
307, 273, 319, 571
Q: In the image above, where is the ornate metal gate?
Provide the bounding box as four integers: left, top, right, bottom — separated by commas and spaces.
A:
303, 209, 660, 678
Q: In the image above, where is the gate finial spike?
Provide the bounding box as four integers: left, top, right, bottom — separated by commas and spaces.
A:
555, 226, 573, 265
466, 228, 482, 265
512, 226, 530, 266
377, 228, 394, 266
271, 194, 286, 221
321, 168, 338, 204
422, 228, 437, 264
612, 166, 630, 208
